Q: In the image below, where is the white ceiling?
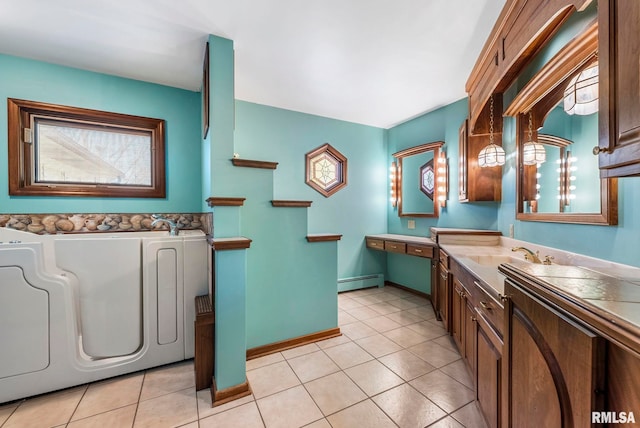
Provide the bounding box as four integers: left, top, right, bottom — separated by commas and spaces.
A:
0, 0, 505, 128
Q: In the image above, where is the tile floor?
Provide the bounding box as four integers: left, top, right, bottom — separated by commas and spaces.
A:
0, 285, 487, 428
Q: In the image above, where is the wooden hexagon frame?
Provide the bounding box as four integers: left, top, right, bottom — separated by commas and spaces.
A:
305, 143, 348, 197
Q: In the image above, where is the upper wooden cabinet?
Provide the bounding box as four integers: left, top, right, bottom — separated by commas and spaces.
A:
466, 0, 592, 135
458, 118, 502, 202
597, 0, 640, 177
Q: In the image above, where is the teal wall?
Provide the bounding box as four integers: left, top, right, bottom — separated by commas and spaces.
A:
385, 98, 499, 293
0, 54, 202, 213
234, 100, 387, 280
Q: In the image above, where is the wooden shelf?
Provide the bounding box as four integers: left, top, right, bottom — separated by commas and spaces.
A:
206, 197, 246, 207
306, 234, 342, 242
210, 237, 252, 251
271, 200, 312, 208
231, 159, 278, 169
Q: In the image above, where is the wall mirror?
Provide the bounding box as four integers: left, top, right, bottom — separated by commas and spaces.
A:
392, 141, 445, 217
505, 21, 617, 225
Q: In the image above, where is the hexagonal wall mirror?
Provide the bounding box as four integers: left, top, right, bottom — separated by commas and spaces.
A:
305, 143, 347, 197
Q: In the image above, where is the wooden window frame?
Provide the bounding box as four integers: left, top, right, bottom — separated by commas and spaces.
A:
8, 98, 166, 198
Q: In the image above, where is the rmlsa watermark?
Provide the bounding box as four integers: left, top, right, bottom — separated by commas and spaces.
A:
592, 411, 636, 424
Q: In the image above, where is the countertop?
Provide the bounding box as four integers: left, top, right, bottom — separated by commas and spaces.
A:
439, 236, 640, 356
366, 234, 437, 246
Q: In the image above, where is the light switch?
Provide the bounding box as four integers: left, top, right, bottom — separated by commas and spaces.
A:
408, 220, 416, 229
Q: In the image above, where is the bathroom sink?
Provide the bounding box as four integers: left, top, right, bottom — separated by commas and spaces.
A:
466, 255, 524, 267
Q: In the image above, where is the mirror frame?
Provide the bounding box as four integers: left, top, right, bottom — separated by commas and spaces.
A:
505, 21, 618, 225
392, 141, 444, 218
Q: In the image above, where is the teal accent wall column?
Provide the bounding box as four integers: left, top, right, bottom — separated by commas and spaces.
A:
213, 247, 247, 390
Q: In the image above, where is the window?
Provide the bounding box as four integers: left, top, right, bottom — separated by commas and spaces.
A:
8, 98, 166, 198
305, 143, 347, 197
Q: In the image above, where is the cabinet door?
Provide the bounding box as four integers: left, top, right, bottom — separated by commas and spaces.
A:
459, 120, 469, 202
476, 312, 502, 428
598, 0, 640, 176
464, 296, 477, 376
437, 263, 450, 331
452, 279, 464, 352
502, 280, 605, 427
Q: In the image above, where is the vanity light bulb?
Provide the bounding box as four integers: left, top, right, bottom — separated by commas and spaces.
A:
556, 159, 562, 164
570, 157, 578, 162
536, 184, 541, 189
557, 186, 561, 191
557, 195, 562, 200
535, 193, 541, 200
557, 168, 562, 173
536, 173, 542, 179
569, 185, 576, 191
570, 166, 578, 172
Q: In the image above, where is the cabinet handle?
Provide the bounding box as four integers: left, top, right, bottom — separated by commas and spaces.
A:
494, 51, 499, 66
471, 317, 477, 323
479, 301, 492, 311
502, 37, 506, 60
414, 249, 423, 253
593, 146, 610, 155
440, 272, 448, 280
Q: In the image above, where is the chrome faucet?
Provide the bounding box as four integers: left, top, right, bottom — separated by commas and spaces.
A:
151, 214, 179, 236
511, 246, 542, 264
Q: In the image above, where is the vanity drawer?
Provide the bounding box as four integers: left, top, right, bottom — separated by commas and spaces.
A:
366, 238, 385, 251
407, 244, 433, 258
439, 249, 450, 268
384, 241, 406, 254
474, 280, 504, 336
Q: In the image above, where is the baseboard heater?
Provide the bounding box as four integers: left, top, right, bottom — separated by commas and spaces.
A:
337, 273, 384, 292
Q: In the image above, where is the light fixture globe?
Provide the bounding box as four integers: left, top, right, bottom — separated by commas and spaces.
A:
478, 143, 506, 167
522, 140, 547, 165
564, 64, 598, 116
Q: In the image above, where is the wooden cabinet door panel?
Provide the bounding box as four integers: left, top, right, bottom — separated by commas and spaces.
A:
503, 280, 605, 428
599, 0, 640, 176
437, 263, 450, 331
476, 312, 502, 428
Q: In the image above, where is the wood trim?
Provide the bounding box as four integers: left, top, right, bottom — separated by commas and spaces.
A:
271, 200, 312, 208
210, 237, 252, 250
211, 379, 252, 407
504, 21, 598, 116
391, 141, 445, 158
385, 281, 431, 300
246, 327, 342, 360
206, 197, 246, 207
231, 158, 278, 169
305, 143, 348, 197
306, 234, 342, 242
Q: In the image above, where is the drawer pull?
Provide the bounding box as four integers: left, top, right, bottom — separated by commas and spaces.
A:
440, 272, 447, 280
479, 301, 492, 311
414, 249, 422, 253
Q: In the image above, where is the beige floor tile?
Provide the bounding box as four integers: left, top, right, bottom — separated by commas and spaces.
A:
440, 359, 474, 389
406, 305, 437, 320
350, 287, 384, 297
68, 404, 136, 428
403, 295, 430, 306
363, 315, 403, 332
288, 351, 340, 383
139, 361, 195, 402
199, 401, 265, 428
196, 388, 255, 419
338, 298, 363, 310
344, 360, 403, 396
387, 298, 421, 310
326, 399, 396, 428
373, 291, 405, 302
378, 350, 436, 381
304, 371, 367, 416
246, 361, 300, 399
373, 383, 447, 428
133, 387, 197, 428
72, 372, 143, 421
316, 334, 352, 350
383, 326, 430, 348
323, 342, 373, 369
257, 385, 323, 428
338, 321, 378, 340
346, 306, 382, 321
408, 341, 461, 368
177, 422, 199, 428
384, 310, 425, 326
355, 333, 403, 358
246, 352, 285, 371
427, 416, 465, 427
451, 402, 488, 428
3, 386, 86, 428
410, 370, 475, 413
351, 294, 386, 305
303, 418, 331, 427
282, 343, 320, 360
338, 311, 358, 326
0, 403, 18, 425
432, 334, 458, 352
368, 302, 403, 315
406, 320, 448, 340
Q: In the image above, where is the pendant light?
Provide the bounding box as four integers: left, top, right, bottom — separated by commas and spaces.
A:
478, 95, 505, 167
522, 111, 546, 165
563, 63, 598, 116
